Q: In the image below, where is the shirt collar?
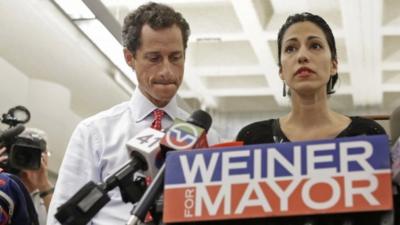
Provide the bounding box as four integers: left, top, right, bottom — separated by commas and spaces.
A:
130, 88, 178, 122
31, 189, 40, 197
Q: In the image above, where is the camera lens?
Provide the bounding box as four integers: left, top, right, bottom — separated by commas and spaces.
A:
10, 144, 42, 170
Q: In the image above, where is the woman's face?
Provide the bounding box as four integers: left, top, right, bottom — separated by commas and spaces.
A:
279, 21, 337, 96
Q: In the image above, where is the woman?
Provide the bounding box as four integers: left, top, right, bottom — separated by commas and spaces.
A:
237, 12, 385, 144
236, 12, 387, 225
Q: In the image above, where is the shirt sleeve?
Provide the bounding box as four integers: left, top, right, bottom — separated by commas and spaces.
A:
46, 122, 101, 225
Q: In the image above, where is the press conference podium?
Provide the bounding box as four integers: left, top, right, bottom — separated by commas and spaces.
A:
161, 135, 396, 225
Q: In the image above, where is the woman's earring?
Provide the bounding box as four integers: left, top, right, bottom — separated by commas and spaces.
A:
327, 76, 334, 93
282, 82, 287, 97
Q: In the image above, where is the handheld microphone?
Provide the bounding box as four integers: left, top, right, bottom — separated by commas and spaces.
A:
126, 110, 212, 225
126, 127, 165, 178
55, 156, 148, 225
55, 128, 164, 225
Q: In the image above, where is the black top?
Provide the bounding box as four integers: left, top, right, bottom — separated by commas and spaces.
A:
236, 116, 386, 145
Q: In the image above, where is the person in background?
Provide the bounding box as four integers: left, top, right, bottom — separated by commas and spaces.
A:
18, 128, 53, 225
236, 12, 386, 225
47, 2, 220, 225
0, 127, 53, 225
0, 147, 39, 225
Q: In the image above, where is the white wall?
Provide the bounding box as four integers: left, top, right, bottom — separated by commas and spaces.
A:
0, 57, 81, 173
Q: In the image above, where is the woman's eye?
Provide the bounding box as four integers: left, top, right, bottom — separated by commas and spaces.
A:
311, 43, 322, 49
285, 46, 296, 53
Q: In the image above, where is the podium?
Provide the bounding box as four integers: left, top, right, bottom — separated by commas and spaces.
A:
162, 135, 394, 225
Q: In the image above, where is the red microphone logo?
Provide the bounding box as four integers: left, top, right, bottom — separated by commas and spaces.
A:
163, 119, 204, 150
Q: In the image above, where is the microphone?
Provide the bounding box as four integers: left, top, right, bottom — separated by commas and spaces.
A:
126, 110, 212, 225
158, 116, 210, 158
55, 128, 164, 225
126, 127, 165, 178
0, 124, 25, 142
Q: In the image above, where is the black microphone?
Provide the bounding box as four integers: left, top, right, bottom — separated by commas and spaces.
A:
55, 128, 165, 225
126, 127, 165, 178
126, 110, 212, 225
0, 124, 25, 142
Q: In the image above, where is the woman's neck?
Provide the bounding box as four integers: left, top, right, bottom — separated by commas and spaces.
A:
287, 92, 332, 127
279, 91, 351, 142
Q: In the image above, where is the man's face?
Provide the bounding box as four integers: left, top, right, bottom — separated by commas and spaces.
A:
124, 24, 185, 107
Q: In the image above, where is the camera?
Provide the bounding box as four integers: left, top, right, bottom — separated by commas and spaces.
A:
0, 106, 45, 172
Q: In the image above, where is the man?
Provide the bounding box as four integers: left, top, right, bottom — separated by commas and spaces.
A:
47, 2, 219, 225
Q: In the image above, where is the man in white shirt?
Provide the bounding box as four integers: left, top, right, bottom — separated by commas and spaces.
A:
47, 2, 220, 225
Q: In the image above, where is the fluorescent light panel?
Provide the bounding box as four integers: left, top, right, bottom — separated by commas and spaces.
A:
54, 0, 137, 86
54, 0, 95, 19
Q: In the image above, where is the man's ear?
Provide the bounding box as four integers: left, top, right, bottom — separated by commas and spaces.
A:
123, 48, 134, 69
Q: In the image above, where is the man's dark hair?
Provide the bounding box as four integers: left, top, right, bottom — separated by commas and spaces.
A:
277, 12, 338, 94
122, 2, 190, 55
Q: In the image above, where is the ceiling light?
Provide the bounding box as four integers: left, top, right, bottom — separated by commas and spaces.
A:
54, 0, 95, 20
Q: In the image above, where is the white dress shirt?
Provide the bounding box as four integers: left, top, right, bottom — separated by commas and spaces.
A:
47, 89, 220, 225
31, 190, 47, 225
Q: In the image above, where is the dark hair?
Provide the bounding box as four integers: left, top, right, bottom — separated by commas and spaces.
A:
277, 12, 338, 94
122, 2, 190, 55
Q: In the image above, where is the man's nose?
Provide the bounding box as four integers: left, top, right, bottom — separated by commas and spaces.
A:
160, 58, 173, 76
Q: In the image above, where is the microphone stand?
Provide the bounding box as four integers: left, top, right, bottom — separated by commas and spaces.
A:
126, 164, 166, 225
55, 157, 147, 225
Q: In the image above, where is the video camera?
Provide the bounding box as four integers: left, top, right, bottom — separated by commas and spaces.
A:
0, 106, 45, 172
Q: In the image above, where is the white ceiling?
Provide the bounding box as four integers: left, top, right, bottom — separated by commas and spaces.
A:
98, 0, 400, 113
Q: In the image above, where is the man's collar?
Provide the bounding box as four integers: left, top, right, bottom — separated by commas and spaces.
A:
130, 88, 178, 122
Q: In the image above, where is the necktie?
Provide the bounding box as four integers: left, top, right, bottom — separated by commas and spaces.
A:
151, 109, 164, 131
145, 109, 164, 222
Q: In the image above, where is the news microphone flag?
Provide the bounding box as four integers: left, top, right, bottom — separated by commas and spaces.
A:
126, 127, 165, 178
163, 135, 392, 222
159, 118, 207, 152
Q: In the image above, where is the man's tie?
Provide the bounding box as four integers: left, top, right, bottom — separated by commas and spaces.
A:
150, 109, 164, 131
145, 109, 165, 222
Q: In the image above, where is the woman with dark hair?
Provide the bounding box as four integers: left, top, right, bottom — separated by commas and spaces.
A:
235, 12, 387, 225
237, 12, 384, 145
